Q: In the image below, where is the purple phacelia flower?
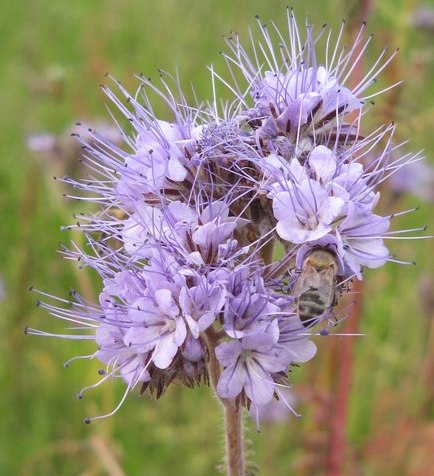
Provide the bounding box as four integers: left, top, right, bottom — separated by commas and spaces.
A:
124, 289, 187, 369
178, 275, 227, 337
220, 11, 397, 161
273, 179, 345, 244
336, 202, 390, 278
116, 119, 191, 204
216, 326, 287, 406
222, 272, 280, 338
27, 9, 428, 424
251, 65, 363, 144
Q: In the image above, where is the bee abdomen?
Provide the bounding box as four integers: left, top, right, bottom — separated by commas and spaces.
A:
298, 289, 326, 325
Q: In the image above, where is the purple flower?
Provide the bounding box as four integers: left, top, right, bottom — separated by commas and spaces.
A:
178, 275, 226, 337
327, 160, 379, 211
277, 316, 318, 362
122, 200, 197, 258
308, 145, 338, 183
191, 201, 248, 260
122, 198, 247, 264
27, 10, 426, 423
115, 118, 198, 207
221, 11, 394, 160
95, 320, 151, 387
124, 289, 187, 370
222, 272, 280, 338
252, 66, 362, 140
216, 325, 287, 405
273, 179, 345, 244
336, 202, 390, 278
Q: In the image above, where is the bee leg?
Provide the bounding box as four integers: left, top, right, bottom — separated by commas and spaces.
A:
331, 291, 339, 308
324, 306, 339, 327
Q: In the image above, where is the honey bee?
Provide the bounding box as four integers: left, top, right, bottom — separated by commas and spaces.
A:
292, 248, 339, 327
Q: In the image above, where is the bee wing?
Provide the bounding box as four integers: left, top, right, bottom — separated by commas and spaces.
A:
292, 264, 320, 297
316, 268, 336, 307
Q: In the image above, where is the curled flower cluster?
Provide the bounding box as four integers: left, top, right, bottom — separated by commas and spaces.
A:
28, 10, 425, 421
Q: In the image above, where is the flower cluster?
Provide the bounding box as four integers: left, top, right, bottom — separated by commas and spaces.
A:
27, 10, 425, 421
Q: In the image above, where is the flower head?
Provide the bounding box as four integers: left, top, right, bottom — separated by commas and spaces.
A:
27, 9, 427, 422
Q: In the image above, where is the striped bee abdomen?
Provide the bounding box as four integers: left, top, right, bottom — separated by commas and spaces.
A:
298, 288, 326, 326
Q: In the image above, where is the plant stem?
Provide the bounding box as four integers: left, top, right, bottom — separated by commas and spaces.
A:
205, 328, 246, 476
223, 400, 245, 476
205, 327, 222, 392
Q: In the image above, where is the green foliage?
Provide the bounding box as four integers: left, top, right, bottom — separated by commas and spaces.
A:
0, 0, 432, 474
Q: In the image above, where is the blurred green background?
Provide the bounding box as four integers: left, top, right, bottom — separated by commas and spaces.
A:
0, 0, 433, 475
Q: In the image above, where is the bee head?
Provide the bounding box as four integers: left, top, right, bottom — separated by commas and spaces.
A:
304, 248, 338, 272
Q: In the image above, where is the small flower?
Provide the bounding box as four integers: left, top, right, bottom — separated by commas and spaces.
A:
191, 201, 248, 259
252, 65, 362, 143
273, 179, 345, 244
124, 289, 187, 370
216, 324, 287, 406
276, 315, 318, 362
308, 145, 337, 183
178, 275, 227, 337
95, 318, 151, 387
222, 273, 280, 338
336, 202, 390, 278
115, 117, 199, 207
122, 200, 197, 258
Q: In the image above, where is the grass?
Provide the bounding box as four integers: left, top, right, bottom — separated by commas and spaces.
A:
0, 1, 433, 475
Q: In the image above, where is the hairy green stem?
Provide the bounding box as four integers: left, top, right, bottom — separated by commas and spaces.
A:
205, 328, 246, 476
